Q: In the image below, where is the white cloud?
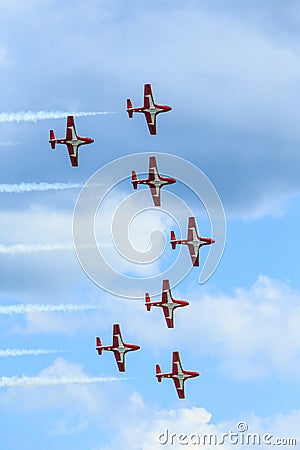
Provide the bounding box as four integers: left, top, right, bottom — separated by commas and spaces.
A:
94, 189, 174, 277
2, 1, 300, 220
0, 354, 298, 449
0, 190, 174, 294
0, 357, 136, 441
9, 2, 300, 139
98, 404, 300, 450
0, 358, 127, 414
0, 206, 82, 294
0, 206, 73, 244
229, 192, 300, 221
172, 275, 300, 380
14, 274, 300, 381
53, 4, 300, 139
64, 275, 300, 381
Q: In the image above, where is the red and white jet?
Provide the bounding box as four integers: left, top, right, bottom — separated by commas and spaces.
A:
95, 323, 140, 372
132, 156, 176, 206
156, 351, 199, 399
170, 217, 215, 267
145, 280, 189, 328
126, 83, 172, 135
49, 115, 94, 167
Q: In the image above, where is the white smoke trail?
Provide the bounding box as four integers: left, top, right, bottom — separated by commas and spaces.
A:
0, 375, 126, 388
0, 110, 112, 124
0, 141, 16, 147
0, 349, 67, 357
0, 182, 83, 193
0, 304, 100, 315
0, 242, 110, 255
0, 243, 75, 254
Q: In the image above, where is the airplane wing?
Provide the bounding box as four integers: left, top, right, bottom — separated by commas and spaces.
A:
148, 157, 161, 204
172, 351, 183, 374
112, 324, 123, 347
144, 112, 157, 135
144, 86, 157, 134
148, 156, 159, 181
113, 350, 126, 372
162, 307, 174, 328
173, 378, 185, 399
161, 280, 174, 326
66, 144, 79, 167
65, 115, 76, 140
143, 84, 155, 109
186, 217, 200, 266
161, 280, 172, 303
187, 217, 198, 241
149, 184, 161, 206
187, 243, 200, 266
172, 352, 185, 398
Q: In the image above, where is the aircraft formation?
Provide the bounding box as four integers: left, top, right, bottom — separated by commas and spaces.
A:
47, 83, 215, 399
48, 84, 170, 166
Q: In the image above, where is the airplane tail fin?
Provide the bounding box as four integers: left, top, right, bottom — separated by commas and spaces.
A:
170, 231, 177, 249
49, 130, 56, 149
156, 364, 162, 382
96, 337, 103, 355
127, 99, 134, 118
145, 293, 152, 311
131, 170, 139, 189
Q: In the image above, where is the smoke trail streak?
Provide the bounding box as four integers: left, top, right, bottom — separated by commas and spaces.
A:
0, 349, 67, 357
0, 182, 83, 193
0, 243, 75, 254
0, 242, 110, 255
0, 141, 16, 147
0, 110, 112, 123
0, 375, 127, 388
0, 304, 100, 315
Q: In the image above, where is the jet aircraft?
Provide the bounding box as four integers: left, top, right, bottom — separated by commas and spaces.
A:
170, 217, 215, 267
49, 115, 94, 166
132, 156, 176, 206
156, 351, 199, 399
126, 83, 172, 135
95, 323, 140, 372
145, 279, 189, 328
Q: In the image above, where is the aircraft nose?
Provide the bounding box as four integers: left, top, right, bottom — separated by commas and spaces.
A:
211, 239, 215, 244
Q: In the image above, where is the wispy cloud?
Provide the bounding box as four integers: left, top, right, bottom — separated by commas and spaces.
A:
0, 375, 127, 388
0, 304, 100, 315
0, 349, 67, 357
0, 110, 113, 123
0, 182, 83, 193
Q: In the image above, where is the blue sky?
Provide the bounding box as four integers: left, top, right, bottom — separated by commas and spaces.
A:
0, 1, 299, 449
